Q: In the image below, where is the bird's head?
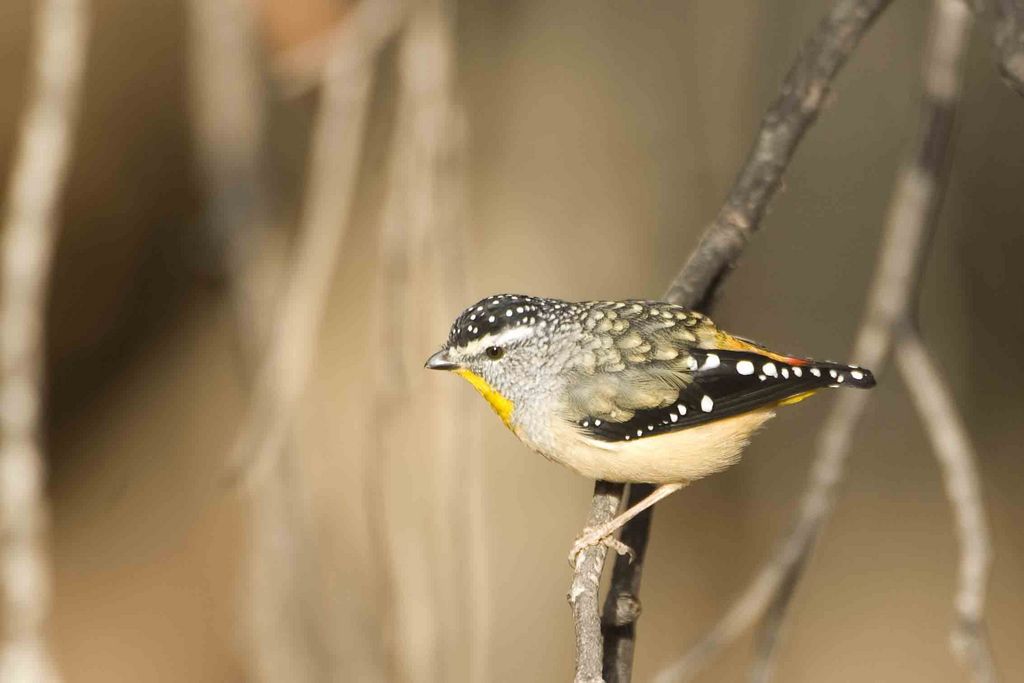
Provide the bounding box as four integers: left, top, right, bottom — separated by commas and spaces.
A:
425, 294, 579, 428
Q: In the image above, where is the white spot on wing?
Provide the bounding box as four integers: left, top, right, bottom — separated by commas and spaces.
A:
701, 353, 720, 370
763, 362, 778, 377
701, 395, 714, 412
736, 360, 755, 375
850, 370, 864, 380
793, 367, 802, 377
810, 368, 821, 377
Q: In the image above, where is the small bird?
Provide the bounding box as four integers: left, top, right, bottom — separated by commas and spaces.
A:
425, 294, 875, 563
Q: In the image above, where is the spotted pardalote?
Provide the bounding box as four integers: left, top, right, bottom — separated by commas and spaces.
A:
425, 294, 875, 560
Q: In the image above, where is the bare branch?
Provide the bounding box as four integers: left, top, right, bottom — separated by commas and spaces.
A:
234, 34, 384, 667
656, 1, 977, 680
591, 0, 895, 679
0, 0, 89, 680
570, 482, 622, 683
992, 0, 1024, 96
599, 483, 652, 682
663, 0, 895, 312
745, 548, 807, 683
225, 0, 406, 488
894, 324, 997, 683
742, 2, 976, 678
199, 2, 409, 680
186, 1, 373, 679
186, 0, 278, 360
370, 1, 487, 679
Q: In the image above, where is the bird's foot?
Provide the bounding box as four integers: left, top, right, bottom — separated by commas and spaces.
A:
568, 526, 636, 568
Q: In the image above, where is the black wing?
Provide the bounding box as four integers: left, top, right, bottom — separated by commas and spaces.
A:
578, 349, 873, 443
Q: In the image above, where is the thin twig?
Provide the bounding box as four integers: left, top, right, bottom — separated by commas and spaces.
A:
225, 0, 406, 488
894, 324, 997, 683
570, 482, 622, 683
745, 548, 808, 683
371, 1, 486, 679
599, 483, 652, 681
662, 0, 896, 312
186, 0, 278, 360
186, 1, 370, 679
656, 1, 978, 680
229, 0, 406, 677
589, 1, 894, 680
991, 0, 1024, 96
0, 0, 88, 680
744, 2, 976, 679
655, 155, 935, 682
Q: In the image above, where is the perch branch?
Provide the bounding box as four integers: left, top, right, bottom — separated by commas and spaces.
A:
656, 1, 981, 680
599, 482, 653, 681
894, 324, 997, 683
570, 482, 623, 683
585, 0, 895, 680
0, 0, 89, 680
225, 0, 405, 488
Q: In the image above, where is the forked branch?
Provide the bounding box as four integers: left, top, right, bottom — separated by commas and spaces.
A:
572, 0, 896, 680
658, 1, 998, 681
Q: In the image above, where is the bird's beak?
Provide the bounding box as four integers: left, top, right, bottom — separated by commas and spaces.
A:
425, 349, 459, 371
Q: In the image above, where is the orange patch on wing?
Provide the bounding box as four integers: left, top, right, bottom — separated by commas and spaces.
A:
715, 332, 810, 366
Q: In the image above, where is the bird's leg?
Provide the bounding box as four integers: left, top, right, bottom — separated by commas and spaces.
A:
569, 482, 685, 567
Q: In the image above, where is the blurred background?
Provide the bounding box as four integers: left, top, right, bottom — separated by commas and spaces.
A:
1, 0, 1023, 681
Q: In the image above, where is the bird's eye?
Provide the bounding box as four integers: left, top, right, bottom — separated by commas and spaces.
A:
484, 346, 504, 360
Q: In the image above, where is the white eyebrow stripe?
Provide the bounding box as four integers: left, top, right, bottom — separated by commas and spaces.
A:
455, 325, 536, 356
492, 326, 535, 346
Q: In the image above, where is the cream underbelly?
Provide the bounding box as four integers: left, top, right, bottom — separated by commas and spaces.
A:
540, 408, 776, 484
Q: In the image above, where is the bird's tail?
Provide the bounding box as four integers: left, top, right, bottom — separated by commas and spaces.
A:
715, 333, 876, 390
790, 359, 876, 389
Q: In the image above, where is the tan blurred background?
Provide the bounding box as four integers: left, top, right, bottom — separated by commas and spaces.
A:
1, 0, 1023, 681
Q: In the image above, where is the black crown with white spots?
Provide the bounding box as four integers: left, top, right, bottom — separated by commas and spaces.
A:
448, 294, 576, 348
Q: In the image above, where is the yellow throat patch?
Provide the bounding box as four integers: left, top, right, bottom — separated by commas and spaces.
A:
455, 369, 515, 429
